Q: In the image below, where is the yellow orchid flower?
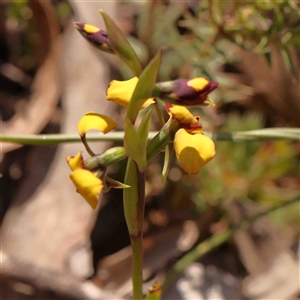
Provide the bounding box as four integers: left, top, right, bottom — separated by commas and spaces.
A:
174, 129, 215, 174
106, 77, 155, 108
168, 105, 215, 174
66, 112, 120, 208
66, 152, 103, 209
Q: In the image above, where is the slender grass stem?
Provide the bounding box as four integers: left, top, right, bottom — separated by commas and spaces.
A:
1, 128, 299, 146
162, 195, 300, 290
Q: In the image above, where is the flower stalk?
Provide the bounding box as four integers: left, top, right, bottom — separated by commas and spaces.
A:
123, 159, 145, 299
130, 167, 146, 300
84, 146, 126, 169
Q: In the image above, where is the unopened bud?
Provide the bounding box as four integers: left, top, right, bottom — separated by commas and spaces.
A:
153, 77, 218, 106
74, 22, 114, 54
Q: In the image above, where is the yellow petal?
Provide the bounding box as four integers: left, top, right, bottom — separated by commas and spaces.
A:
187, 77, 209, 92
74, 22, 101, 34
77, 111, 117, 137
106, 77, 155, 108
82, 24, 100, 34
70, 169, 103, 209
169, 105, 202, 133
174, 128, 215, 174
66, 152, 84, 171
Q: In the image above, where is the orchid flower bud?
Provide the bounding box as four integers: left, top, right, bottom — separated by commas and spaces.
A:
74, 22, 114, 54
153, 77, 218, 106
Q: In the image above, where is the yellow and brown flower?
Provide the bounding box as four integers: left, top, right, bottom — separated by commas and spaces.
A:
166, 105, 216, 174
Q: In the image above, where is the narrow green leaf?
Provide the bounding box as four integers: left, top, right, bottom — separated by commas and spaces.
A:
264, 51, 272, 68
124, 116, 146, 171
127, 49, 163, 123
253, 36, 268, 54
280, 46, 296, 76
273, 4, 283, 32
99, 10, 142, 76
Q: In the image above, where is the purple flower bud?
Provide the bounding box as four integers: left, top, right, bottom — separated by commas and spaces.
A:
74, 22, 114, 54
154, 77, 218, 106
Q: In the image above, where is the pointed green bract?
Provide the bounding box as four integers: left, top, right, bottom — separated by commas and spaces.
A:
105, 176, 130, 189
127, 49, 163, 123
162, 144, 173, 182
124, 116, 146, 171
99, 10, 142, 77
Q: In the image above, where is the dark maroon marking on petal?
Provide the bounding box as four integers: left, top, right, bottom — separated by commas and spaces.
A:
164, 102, 172, 112
189, 123, 203, 130
180, 125, 202, 132
183, 120, 203, 131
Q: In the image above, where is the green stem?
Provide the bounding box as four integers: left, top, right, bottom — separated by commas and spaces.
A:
131, 233, 144, 300
130, 170, 146, 300
162, 195, 300, 290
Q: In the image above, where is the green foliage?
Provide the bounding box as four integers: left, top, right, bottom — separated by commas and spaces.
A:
192, 113, 298, 222
133, 0, 299, 100
127, 0, 299, 232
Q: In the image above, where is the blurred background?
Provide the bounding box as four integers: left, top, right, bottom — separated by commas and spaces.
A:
1, 1, 299, 299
